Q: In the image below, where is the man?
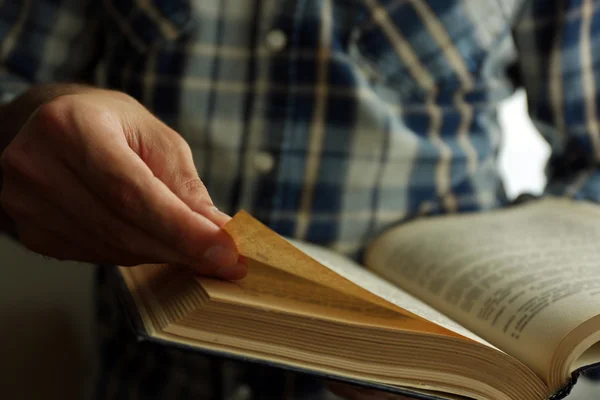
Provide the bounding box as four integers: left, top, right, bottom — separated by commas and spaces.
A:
0, 0, 599, 399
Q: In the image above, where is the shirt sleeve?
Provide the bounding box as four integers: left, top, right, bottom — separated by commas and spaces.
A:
0, 0, 101, 103
513, 0, 600, 202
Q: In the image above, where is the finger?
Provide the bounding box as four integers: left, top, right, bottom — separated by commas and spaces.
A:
21, 193, 245, 275
12, 192, 245, 277
2, 145, 200, 267
15, 222, 125, 265
133, 122, 232, 227
66, 123, 243, 273
5, 183, 175, 266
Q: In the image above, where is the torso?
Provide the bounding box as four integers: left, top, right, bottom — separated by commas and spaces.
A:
97, 0, 522, 257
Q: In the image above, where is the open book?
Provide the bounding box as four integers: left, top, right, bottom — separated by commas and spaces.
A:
114, 197, 600, 400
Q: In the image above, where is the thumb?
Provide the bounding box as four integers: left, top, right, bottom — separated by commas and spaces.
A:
133, 121, 232, 227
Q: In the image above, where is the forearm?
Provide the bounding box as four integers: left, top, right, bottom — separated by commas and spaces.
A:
0, 83, 94, 236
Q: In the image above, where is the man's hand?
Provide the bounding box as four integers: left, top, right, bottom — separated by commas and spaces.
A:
0, 87, 246, 279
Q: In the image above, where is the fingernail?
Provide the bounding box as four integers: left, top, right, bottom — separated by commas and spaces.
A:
215, 262, 247, 280
203, 245, 238, 268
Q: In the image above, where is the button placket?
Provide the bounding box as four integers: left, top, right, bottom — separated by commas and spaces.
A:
252, 151, 275, 174
251, 0, 295, 216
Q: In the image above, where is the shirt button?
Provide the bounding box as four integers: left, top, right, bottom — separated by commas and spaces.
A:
231, 384, 252, 400
252, 151, 275, 174
265, 29, 287, 52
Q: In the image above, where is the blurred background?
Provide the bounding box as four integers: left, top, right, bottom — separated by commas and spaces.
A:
0, 91, 597, 399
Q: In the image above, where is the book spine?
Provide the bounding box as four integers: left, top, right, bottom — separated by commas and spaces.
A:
547, 362, 600, 400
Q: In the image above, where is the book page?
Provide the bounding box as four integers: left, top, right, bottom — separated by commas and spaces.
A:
366, 198, 600, 383
287, 239, 496, 347
222, 211, 486, 340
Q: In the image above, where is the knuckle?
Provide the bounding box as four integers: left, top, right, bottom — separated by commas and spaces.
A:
178, 177, 208, 197
161, 134, 192, 165
32, 96, 76, 135
174, 136, 192, 156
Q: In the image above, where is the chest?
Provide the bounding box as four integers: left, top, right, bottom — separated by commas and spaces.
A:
97, 0, 521, 110
93, 0, 520, 247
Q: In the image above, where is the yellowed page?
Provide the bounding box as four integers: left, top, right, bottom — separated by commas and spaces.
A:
221, 211, 461, 337
366, 198, 600, 383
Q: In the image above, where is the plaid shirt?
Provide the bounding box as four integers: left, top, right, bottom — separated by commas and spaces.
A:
3, 0, 600, 399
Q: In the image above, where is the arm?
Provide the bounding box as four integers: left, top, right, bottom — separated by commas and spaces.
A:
513, 0, 600, 200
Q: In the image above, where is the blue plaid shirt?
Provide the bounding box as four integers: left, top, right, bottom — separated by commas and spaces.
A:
3, 0, 600, 399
